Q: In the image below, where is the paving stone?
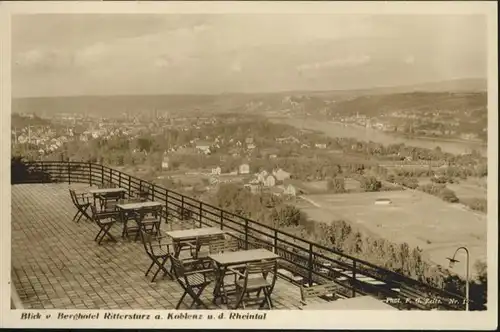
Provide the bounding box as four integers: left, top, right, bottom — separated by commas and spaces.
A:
11, 183, 314, 310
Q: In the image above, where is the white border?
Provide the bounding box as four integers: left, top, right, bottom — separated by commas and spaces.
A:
1, 1, 497, 330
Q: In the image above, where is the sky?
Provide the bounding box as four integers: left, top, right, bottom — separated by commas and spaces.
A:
11, 14, 488, 97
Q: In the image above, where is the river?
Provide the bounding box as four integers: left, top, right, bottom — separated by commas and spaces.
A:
272, 117, 487, 157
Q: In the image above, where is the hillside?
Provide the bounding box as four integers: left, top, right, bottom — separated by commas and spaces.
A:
12, 78, 487, 118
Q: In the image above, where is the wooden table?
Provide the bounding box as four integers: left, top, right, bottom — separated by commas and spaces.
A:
116, 201, 164, 238
301, 295, 398, 310
209, 248, 279, 304
165, 227, 226, 257
88, 187, 127, 208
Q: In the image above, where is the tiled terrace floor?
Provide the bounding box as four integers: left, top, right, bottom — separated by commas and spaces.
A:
11, 183, 329, 310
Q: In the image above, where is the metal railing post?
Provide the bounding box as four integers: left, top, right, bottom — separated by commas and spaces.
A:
244, 219, 249, 250
151, 184, 155, 201
165, 189, 169, 212
101, 165, 104, 185
109, 168, 112, 184
128, 176, 131, 197
41, 162, 45, 184
308, 243, 314, 287
220, 209, 224, 230
198, 201, 203, 227
181, 195, 185, 220
89, 162, 92, 186
67, 161, 71, 184
273, 229, 278, 254
118, 172, 122, 188
352, 260, 357, 297
164, 189, 169, 223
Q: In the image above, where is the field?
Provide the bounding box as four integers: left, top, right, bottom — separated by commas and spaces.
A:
418, 177, 487, 202
296, 190, 487, 277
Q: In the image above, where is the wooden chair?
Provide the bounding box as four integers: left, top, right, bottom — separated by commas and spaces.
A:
209, 237, 240, 254
299, 282, 338, 308
99, 191, 125, 212
208, 237, 241, 304
134, 205, 163, 241
69, 189, 92, 223
191, 234, 226, 259
229, 259, 278, 309
140, 227, 173, 282
90, 204, 120, 245
171, 255, 214, 309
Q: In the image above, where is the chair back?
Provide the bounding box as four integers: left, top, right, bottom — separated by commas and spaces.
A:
241, 259, 278, 291
139, 227, 156, 255
69, 189, 77, 207
170, 255, 186, 279
224, 237, 240, 252
300, 283, 337, 303
137, 204, 163, 221
209, 237, 239, 254
90, 204, 118, 225
209, 239, 226, 254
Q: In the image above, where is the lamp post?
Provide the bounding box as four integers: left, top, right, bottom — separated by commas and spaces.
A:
446, 246, 470, 311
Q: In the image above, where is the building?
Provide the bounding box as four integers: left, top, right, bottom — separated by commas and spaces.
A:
264, 175, 276, 187
239, 163, 250, 175
273, 168, 291, 182
257, 170, 269, 183
161, 156, 170, 170
283, 184, 296, 196
195, 141, 211, 155
315, 143, 327, 149
212, 166, 222, 175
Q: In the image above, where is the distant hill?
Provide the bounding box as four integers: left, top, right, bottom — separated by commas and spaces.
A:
326, 91, 487, 117
11, 78, 487, 117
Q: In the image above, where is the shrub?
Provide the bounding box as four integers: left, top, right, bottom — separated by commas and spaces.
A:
360, 176, 382, 192
462, 198, 487, 213
327, 176, 346, 193
438, 188, 459, 203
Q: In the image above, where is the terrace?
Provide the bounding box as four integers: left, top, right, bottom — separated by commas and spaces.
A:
11, 183, 307, 310
10, 160, 471, 310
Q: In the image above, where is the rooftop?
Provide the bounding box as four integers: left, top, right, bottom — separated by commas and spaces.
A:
11, 183, 336, 310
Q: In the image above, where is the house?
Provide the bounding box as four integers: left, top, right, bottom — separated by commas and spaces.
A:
236, 141, 242, 147
245, 137, 254, 144
247, 143, 256, 150
283, 184, 297, 196
273, 168, 291, 182
161, 156, 170, 170
264, 175, 276, 187
212, 166, 222, 175
195, 141, 211, 154
239, 163, 250, 175
269, 154, 278, 159
315, 143, 327, 149
257, 170, 269, 183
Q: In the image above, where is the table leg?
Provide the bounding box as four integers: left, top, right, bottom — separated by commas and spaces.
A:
120, 209, 127, 238
212, 264, 227, 304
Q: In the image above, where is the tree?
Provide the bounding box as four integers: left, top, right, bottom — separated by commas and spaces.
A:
360, 176, 382, 192
327, 177, 346, 193
271, 204, 305, 228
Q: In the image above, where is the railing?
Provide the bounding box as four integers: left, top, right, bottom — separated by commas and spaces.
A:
11, 160, 479, 310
